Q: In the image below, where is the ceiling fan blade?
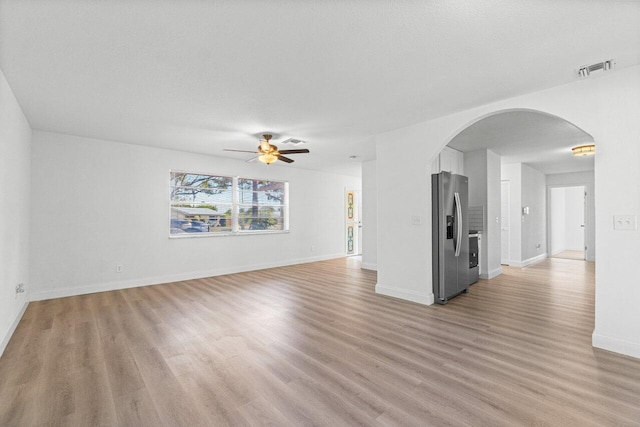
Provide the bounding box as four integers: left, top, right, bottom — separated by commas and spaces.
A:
246, 156, 259, 163
278, 149, 310, 154
277, 155, 294, 163
223, 149, 260, 153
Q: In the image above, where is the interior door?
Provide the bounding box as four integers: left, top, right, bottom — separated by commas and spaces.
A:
357, 190, 362, 255
582, 188, 587, 259
501, 180, 510, 265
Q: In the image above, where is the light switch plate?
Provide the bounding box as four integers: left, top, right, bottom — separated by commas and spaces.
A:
613, 215, 637, 230
411, 215, 422, 225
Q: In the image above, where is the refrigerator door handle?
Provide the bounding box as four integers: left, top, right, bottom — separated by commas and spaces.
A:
454, 191, 462, 257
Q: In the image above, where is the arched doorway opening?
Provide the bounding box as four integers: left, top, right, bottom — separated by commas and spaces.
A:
431, 109, 594, 279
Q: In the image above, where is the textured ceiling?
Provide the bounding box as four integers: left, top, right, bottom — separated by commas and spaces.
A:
0, 1, 638, 176
448, 111, 595, 174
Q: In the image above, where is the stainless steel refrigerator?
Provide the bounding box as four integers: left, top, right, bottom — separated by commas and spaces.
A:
432, 171, 469, 304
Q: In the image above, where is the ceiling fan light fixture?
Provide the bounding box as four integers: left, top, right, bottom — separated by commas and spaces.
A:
572, 144, 595, 156
259, 134, 274, 153
260, 140, 271, 152
258, 153, 278, 164
224, 132, 309, 165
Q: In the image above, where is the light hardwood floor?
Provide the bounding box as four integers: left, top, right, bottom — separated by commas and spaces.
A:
551, 250, 585, 260
1, 257, 639, 426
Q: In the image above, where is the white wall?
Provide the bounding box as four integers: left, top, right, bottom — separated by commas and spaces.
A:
521, 164, 546, 262
501, 164, 522, 264
547, 171, 595, 261
486, 150, 502, 276
361, 160, 377, 270
374, 65, 640, 359
0, 69, 31, 357
565, 186, 585, 251
499, 163, 546, 265
592, 68, 640, 358
549, 187, 567, 255
29, 131, 360, 300
462, 149, 502, 278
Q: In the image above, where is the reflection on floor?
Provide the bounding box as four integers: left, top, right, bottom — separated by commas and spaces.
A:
552, 250, 585, 260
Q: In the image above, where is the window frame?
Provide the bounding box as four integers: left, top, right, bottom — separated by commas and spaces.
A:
169, 170, 290, 239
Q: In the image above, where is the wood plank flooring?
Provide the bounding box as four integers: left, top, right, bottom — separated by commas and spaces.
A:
551, 250, 585, 260
1, 256, 639, 426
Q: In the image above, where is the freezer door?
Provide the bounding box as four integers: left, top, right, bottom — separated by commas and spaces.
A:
455, 175, 469, 294
432, 172, 458, 303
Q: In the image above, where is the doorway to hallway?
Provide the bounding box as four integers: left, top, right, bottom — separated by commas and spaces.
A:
548, 185, 586, 261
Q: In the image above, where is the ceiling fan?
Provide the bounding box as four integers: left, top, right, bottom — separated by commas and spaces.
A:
224, 134, 310, 165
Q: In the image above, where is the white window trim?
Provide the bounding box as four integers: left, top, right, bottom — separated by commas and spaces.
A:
169, 170, 289, 239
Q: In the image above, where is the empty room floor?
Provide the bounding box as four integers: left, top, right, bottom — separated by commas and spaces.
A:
1, 257, 639, 426
552, 250, 586, 260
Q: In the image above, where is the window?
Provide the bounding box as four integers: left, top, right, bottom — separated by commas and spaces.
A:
169, 171, 288, 236
238, 178, 287, 231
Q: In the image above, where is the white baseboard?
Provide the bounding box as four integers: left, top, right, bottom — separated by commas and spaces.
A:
550, 248, 565, 256
361, 262, 377, 271
375, 283, 434, 305
30, 253, 346, 301
480, 266, 503, 280
508, 253, 547, 268
0, 298, 29, 358
593, 331, 640, 360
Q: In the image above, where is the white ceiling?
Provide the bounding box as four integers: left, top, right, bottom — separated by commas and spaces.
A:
0, 1, 638, 176
447, 110, 595, 174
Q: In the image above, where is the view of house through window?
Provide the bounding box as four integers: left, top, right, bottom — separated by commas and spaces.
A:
170, 171, 288, 236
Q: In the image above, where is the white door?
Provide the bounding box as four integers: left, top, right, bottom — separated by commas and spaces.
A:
501, 180, 510, 265
565, 186, 585, 258
357, 190, 362, 255
548, 186, 585, 260
583, 189, 587, 259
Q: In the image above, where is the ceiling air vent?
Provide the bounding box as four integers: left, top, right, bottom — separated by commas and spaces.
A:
281, 138, 306, 145
578, 59, 614, 78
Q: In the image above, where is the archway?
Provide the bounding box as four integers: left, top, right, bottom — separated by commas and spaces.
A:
374, 66, 640, 358
437, 109, 595, 277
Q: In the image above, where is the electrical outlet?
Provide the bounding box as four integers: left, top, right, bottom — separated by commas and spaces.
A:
116, 264, 123, 273
411, 215, 422, 225
15, 283, 25, 299
613, 215, 637, 231
311, 245, 315, 252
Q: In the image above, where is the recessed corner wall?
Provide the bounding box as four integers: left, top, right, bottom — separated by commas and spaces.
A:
28, 131, 360, 300
0, 69, 31, 357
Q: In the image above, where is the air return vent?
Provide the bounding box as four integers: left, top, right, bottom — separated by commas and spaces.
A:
281, 138, 306, 145
578, 59, 614, 78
